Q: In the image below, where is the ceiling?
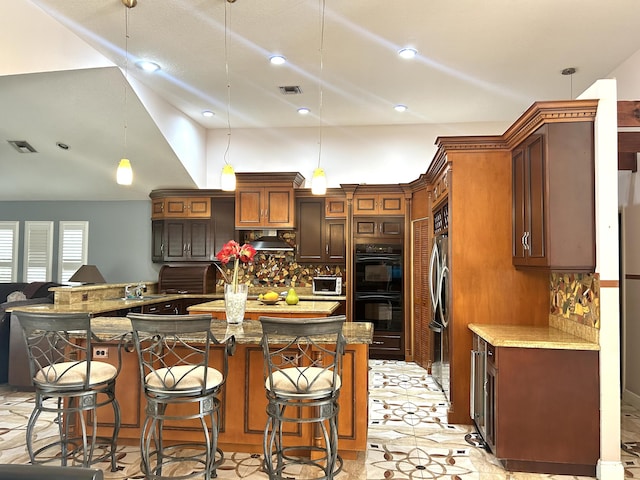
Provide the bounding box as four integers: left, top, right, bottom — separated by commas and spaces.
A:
3, 0, 640, 201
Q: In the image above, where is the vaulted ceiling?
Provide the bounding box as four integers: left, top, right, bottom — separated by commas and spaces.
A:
3, 0, 640, 201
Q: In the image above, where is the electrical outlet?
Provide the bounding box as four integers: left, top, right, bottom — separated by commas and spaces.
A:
93, 347, 109, 359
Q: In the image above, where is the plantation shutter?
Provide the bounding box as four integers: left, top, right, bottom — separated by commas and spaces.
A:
24, 221, 53, 282
59, 221, 88, 282
0, 222, 19, 282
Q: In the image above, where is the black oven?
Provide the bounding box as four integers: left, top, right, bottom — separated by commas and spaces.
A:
354, 243, 402, 293
354, 242, 403, 334
354, 292, 402, 332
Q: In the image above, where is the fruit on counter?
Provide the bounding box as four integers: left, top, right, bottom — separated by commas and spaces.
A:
262, 291, 280, 301
285, 288, 299, 305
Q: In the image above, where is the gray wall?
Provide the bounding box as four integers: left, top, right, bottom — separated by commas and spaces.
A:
0, 201, 159, 283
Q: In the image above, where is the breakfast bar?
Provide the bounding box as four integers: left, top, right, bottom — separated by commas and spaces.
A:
83, 302, 372, 459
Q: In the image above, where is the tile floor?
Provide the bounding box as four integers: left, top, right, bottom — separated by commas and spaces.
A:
0, 360, 638, 479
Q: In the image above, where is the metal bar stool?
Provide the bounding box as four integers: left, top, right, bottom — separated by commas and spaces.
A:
13, 311, 122, 471
127, 313, 235, 480
258, 315, 346, 480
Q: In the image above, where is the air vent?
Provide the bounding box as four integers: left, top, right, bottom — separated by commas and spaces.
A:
8, 140, 37, 153
279, 85, 303, 95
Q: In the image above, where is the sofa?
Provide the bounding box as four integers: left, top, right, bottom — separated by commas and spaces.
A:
0, 465, 103, 480
0, 282, 60, 386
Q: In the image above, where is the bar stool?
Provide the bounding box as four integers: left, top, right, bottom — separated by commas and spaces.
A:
13, 311, 122, 470
258, 315, 346, 480
127, 313, 235, 480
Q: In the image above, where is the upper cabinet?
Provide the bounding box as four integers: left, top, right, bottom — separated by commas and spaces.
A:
353, 193, 405, 216
508, 101, 597, 272
149, 190, 235, 263
151, 197, 211, 219
235, 172, 305, 229
296, 197, 346, 263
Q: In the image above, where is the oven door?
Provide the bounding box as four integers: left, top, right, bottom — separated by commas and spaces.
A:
354, 292, 403, 332
354, 254, 402, 293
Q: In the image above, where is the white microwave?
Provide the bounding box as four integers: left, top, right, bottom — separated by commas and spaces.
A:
312, 276, 342, 296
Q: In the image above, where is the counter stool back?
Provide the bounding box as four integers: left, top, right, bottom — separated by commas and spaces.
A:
13, 311, 122, 471
127, 313, 235, 480
258, 315, 346, 480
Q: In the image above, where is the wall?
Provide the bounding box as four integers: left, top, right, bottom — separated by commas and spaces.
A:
0, 201, 158, 284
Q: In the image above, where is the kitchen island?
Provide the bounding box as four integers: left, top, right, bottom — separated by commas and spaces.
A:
86, 309, 372, 459
187, 298, 341, 319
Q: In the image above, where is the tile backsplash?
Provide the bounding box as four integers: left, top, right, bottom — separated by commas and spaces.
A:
216, 231, 345, 289
549, 272, 600, 343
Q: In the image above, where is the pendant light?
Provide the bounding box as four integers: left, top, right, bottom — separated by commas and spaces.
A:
311, 0, 327, 196
117, 0, 136, 185
220, 0, 237, 192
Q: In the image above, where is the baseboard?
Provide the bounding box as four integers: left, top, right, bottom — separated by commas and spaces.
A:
622, 388, 640, 410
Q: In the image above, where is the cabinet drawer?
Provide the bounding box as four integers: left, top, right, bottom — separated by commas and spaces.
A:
371, 334, 402, 349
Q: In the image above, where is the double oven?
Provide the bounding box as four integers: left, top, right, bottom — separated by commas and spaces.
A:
354, 242, 403, 358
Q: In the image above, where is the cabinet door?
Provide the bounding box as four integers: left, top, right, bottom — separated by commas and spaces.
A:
235, 188, 263, 228
526, 135, 546, 260
264, 188, 294, 228
163, 197, 211, 218
353, 195, 377, 215
187, 220, 211, 261
379, 218, 403, 237
151, 199, 165, 219
378, 194, 405, 215
165, 221, 188, 261
151, 220, 165, 263
296, 198, 324, 262
354, 217, 403, 238
211, 197, 236, 255
325, 197, 346, 218
326, 219, 346, 262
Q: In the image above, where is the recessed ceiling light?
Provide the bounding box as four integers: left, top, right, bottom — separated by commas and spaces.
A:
394, 104, 408, 112
56, 142, 70, 150
398, 48, 417, 59
135, 60, 161, 73
202, 110, 215, 117
297, 107, 310, 115
269, 55, 287, 65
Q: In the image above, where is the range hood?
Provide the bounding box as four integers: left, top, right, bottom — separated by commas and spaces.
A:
249, 230, 294, 252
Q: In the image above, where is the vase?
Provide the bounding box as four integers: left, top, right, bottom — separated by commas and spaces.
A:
224, 283, 248, 325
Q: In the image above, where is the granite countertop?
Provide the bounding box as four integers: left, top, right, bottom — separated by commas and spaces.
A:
90, 317, 373, 345
468, 324, 599, 351
188, 299, 340, 315
8, 293, 345, 315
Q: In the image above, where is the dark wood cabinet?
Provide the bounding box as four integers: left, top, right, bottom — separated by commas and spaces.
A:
353, 193, 405, 215
512, 122, 595, 271
412, 218, 431, 371
353, 216, 403, 238
164, 219, 212, 262
235, 173, 304, 229
151, 194, 235, 263
151, 196, 211, 219
296, 198, 346, 263
471, 332, 599, 476
235, 186, 295, 229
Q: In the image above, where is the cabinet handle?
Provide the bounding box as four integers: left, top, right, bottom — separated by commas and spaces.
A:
525, 232, 530, 251
326, 244, 329, 255
183, 244, 187, 252
372, 340, 384, 345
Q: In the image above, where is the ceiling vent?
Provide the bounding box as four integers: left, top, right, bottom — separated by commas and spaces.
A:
279, 85, 303, 95
8, 140, 37, 153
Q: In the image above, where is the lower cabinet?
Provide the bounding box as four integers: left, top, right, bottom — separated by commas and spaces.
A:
471, 333, 599, 476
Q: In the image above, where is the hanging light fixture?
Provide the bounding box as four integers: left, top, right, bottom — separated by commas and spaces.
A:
220, 0, 237, 192
311, 0, 327, 196
117, 0, 136, 185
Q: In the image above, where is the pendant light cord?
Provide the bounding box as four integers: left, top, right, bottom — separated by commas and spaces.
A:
317, 0, 326, 169
224, 1, 232, 166
123, 6, 130, 156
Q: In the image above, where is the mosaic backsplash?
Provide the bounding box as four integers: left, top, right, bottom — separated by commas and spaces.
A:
215, 231, 345, 289
549, 272, 600, 331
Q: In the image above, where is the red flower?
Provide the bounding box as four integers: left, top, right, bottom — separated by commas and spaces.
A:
215, 240, 257, 289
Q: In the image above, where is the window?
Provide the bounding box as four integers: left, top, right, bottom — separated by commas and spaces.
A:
24, 221, 53, 282
0, 222, 19, 282
59, 221, 88, 283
